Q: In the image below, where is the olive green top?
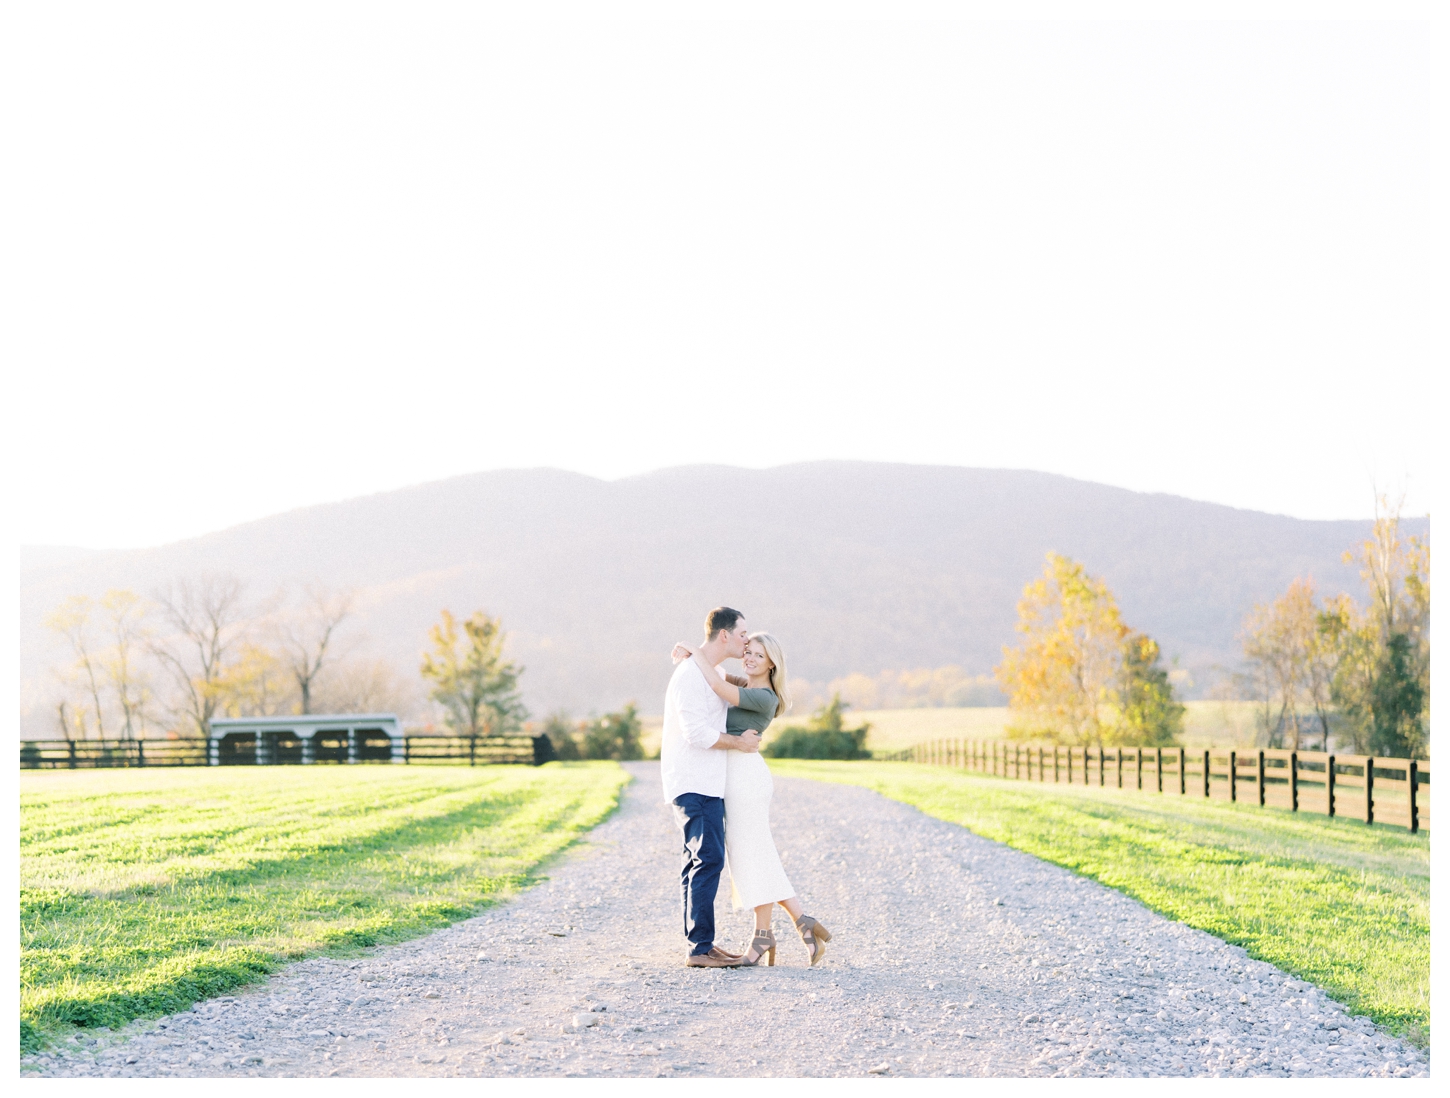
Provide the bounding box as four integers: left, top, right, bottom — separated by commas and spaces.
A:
726, 687, 778, 735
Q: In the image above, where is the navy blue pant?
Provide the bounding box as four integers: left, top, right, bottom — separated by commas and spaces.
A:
672, 792, 725, 956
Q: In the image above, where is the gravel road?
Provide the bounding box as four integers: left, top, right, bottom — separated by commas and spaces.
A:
23, 762, 1428, 1078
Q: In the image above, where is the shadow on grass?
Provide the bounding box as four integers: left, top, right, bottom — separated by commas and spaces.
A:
21, 767, 632, 1052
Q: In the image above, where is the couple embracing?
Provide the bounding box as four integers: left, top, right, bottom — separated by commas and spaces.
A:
660, 606, 832, 969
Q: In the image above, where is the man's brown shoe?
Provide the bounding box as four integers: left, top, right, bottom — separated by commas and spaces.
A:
686, 948, 745, 968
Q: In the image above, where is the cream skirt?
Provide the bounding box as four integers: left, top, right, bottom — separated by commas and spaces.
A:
723, 750, 794, 910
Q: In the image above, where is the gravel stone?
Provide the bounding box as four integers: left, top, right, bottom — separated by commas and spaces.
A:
20, 762, 1428, 1078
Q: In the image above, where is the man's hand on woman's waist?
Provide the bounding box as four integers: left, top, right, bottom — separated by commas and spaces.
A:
714, 730, 761, 753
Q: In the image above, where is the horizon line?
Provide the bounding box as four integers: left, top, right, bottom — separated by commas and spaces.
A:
20, 458, 1425, 557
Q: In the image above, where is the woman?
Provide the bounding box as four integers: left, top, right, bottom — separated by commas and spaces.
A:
670, 632, 832, 966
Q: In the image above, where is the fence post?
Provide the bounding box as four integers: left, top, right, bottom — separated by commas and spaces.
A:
1098, 746, 1105, 787
137, 740, 146, 768
1015, 744, 1022, 780
1054, 746, 1060, 783
1327, 755, 1336, 817
1409, 761, 1419, 833
1179, 747, 1186, 796
1229, 750, 1237, 801
1039, 746, 1045, 782
1136, 749, 1143, 790
68, 739, 77, 769
1258, 750, 1266, 806
1155, 747, 1162, 793
1364, 757, 1374, 826
469, 735, 477, 766
1202, 750, 1210, 798
1290, 751, 1298, 812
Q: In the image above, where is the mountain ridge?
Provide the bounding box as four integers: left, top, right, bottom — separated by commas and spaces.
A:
19, 461, 1423, 731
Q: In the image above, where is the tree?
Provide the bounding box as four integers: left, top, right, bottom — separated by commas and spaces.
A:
311, 657, 415, 716
1240, 577, 1329, 749
582, 703, 644, 760
150, 576, 249, 738
100, 589, 152, 740
277, 584, 353, 714
214, 642, 293, 717
419, 610, 527, 737
996, 553, 1129, 746
45, 595, 106, 739
1115, 633, 1185, 747
763, 694, 872, 759
540, 712, 584, 761
1322, 496, 1430, 757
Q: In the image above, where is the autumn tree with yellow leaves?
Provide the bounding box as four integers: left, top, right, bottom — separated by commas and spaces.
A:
419, 609, 528, 737
996, 553, 1183, 747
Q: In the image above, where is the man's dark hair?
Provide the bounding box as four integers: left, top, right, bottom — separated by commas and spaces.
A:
704, 606, 744, 641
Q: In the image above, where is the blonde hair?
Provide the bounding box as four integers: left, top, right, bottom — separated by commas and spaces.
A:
749, 632, 792, 718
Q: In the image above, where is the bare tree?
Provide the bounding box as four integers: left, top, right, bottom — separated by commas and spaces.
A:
277, 584, 354, 714
100, 589, 151, 740
150, 576, 249, 738
1240, 578, 1322, 749
57, 700, 84, 741
312, 656, 415, 716
45, 595, 106, 739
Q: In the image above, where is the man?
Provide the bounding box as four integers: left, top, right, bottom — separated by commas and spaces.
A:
660, 605, 761, 967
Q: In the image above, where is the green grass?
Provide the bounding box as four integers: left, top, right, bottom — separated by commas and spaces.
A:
20, 762, 629, 1052
770, 760, 1429, 1045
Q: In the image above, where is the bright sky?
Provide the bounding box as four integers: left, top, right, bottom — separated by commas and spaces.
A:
8, 6, 1438, 549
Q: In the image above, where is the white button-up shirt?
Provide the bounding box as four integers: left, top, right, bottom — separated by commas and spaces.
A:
660, 658, 728, 803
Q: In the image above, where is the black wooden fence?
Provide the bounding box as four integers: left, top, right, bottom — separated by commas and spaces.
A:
897, 740, 1430, 833
20, 735, 551, 769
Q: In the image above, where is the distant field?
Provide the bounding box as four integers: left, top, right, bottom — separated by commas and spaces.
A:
20, 763, 628, 1050
774, 760, 1430, 1045
851, 701, 1264, 753
640, 701, 1264, 756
